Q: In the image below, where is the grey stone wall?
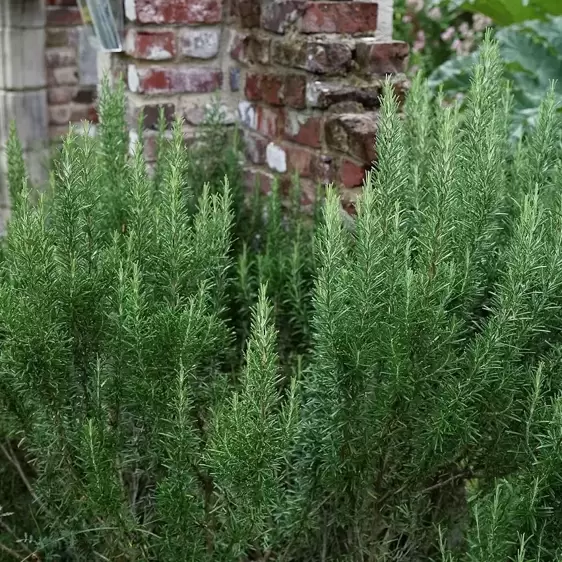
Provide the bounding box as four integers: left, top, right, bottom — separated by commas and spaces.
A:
0, 0, 49, 232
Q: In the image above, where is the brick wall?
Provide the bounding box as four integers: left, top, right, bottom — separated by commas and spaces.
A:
45, 0, 99, 141
3, 0, 406, 215
123, 0, 236, 162
123, 0, 407, 203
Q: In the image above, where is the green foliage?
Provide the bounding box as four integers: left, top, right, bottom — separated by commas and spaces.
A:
2, 36, 562, 561
451, 0, 562, 25
430, 16, 562, 139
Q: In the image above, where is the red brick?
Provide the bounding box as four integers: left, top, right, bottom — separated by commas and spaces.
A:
243, 131, 268, 165
339, 159, 366, 189
46, 7, 83, 26
261, 0, 305, 33
70, 104, 98, 123
261, 74, 285, 106
230, 32, 270, 64
133, 0, 222, 24
355, 40, 409, 75
301, 2, 378, 34
131, 103, 176, 130
312, 153, 336, 184
244, 168, 275, 194
244, 73, 305, 108
245, 73, 262, 101
284, 144, 314, 177
235, 0, 261, 27
284, 75, 306, 108
285, 112, 322, 148
133, 66, 222, 94
143, 128, 196, 162
256, 106, 285, 138
45, 47, 77, 68
47, 0, 77, 5
125, 30, 176, 61
325, 113, 378, 163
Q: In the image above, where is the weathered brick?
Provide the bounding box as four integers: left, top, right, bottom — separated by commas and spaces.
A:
48, 85, 78, 105
272, 38, 352, 75
74, 88, 96, 104
238, 101, 257, 129
132, 103, 176, 130
301, 2, 378, 34
125, 30, 176, 61
128, 65, 222, 94
45, 46, 77, 68
244, 167, 274, 193
141, 127, 196, 161
47, 66, 79, 87
284, 75, 306, 108
46, 28, 69, 47
131, 0, 222, 24
285, 112, 322, 148
339, 158, 366, 189
182, 102, 236, 125
325, 112, 378, 162
261, 74, 285, 106
230, 31, 270, 64
49, 104, 71, 126
261, 0, 305, 33
236, 0, 261, 27
179, 27, 221, 59
244, 73, 262, 101
244, 73, 305, 108
340, 185, 361, 215
355, 39, 409, 75
243, 130, 268, 165
312, 153, 336, 184
257, 106, 284, 138
70, 103, 98, 123
283, 144, 314, 177
307, 76, 409, 109
46, 7, 82, 26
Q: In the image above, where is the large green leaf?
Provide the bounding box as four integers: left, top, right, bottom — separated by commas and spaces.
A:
455, 0, 562, 25
428, 18, 562, 140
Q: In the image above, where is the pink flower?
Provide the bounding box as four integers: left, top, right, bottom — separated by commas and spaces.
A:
406, 0, 424, 12
441, 26, 455, 42
451, 38, 462, 55
459, 22, 472, 37
413, 29, 426, 53
402, 14, 413, 23
473, 13, 493, 32
427, 6, 441, 20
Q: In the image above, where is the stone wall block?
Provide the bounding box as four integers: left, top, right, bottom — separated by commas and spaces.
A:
0, 28, 46, 89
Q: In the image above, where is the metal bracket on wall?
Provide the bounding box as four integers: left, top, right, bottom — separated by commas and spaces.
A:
77, 0, 123, 52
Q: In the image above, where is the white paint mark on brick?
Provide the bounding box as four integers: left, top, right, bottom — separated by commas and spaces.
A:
306, 81, 322, 107
129, 129, 139, 156
179, 28, 221, 59
266, 143, 287, 173
127, 64, 140, 93
147, 44, 173, 60
124, 0, 137, 21
238, 101, 257, 129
